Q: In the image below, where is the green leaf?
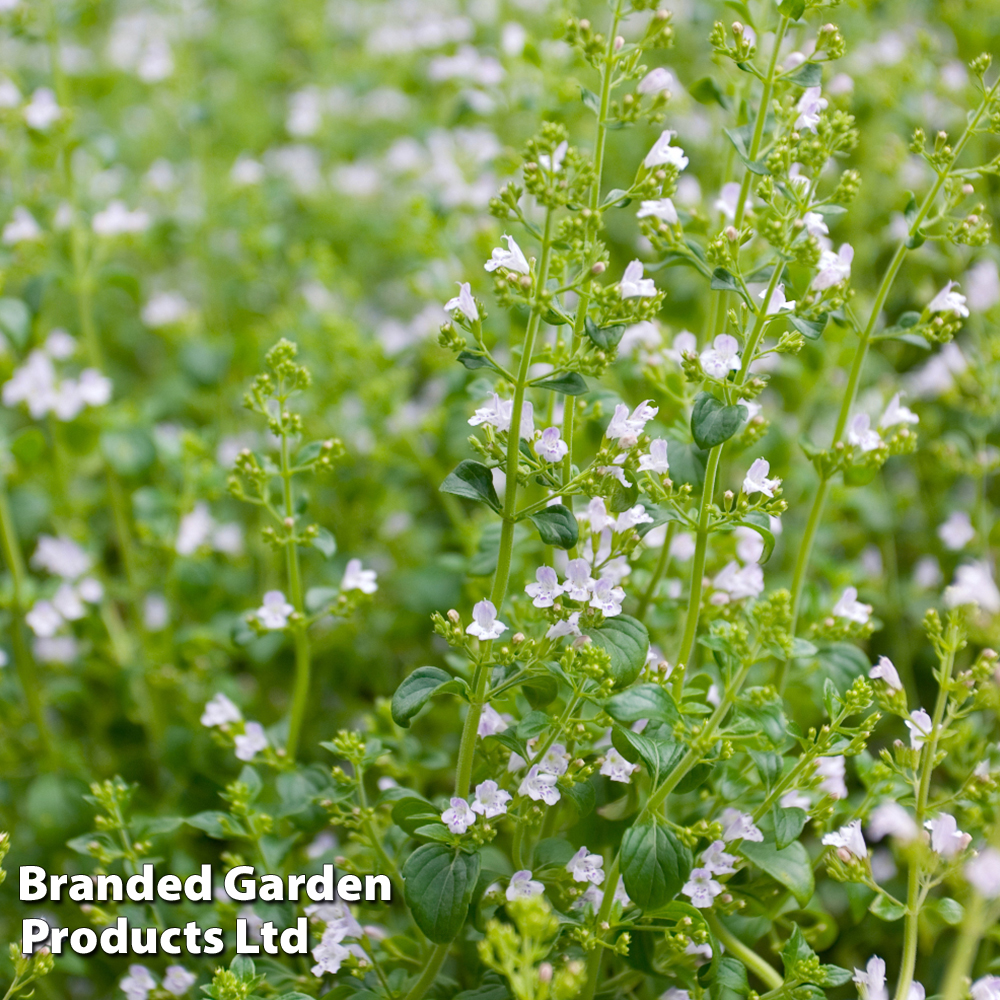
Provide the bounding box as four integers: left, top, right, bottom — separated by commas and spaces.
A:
391, 796, 440, 836
788, 314, 827, 341
689, 76, 729, 109
903, 192, 918, 228
454, 975, 511, 1000
440, 460, 501, 513
584, 317, 625, 349
691, 393, 748, 449
522, 671, 559, 709
668, 442, 708, 488
100, 428, 156, 477
564, 778, 596, 821
527, 504, 578, 549
708, 956, 750, 1000
600, 189, 632, 210
312, 527, 337, 559
0, 297, 31, 349
778, 0, 806, 17
780, 924, 814, 974
402, 844, 480, 943
621, 821, 693, 911
605, 684, 679, 725
772, 806, 807, 849
786, 62, 821, 86
723, 128, 768, 175
869, 893, 906, 922
611, 724, 685, 777
457, 351, 500, 373
608, 471, 639, 513
934, 897, 964, 925
584, 615, 649, 686
710, 267, 740, 294
816, 643, 869, 688
533, 372, 588, 395
185, 811, 244, 839
10, 427, 47, 465
581, 86, 600, 114
740, 838, 814, 905
791, 637, 818, 658
391, 666, 454, 727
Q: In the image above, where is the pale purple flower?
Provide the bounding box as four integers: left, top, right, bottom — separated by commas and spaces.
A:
563, 559, 595, 600
671, 532, 696, 561
620, 259, 657, 299
176, 502, 215, 556
590, 577, 625, 616
538, 140, 568, 173
546, 612, 581, 639
965, 850, 1000, 899
518, 765, 560, 805
26, 600, 62, 638
485, 234, 530, 274
120, 965, 157, 1000
477, 704, 509, 738
682, 867, 724, 908
666, 330, 698, 364
537, 743, 569, 776
506, 870, 544, 900
472, 780, 512, 818
92, 200, 151, 237
162, 966, 197, 996
971, 978, 1000, 1000
636, 67, 675, 94
928, 280, 969, 318
525, 566, 564, 608
643, 130, 688, 170
869, 656, 903, 691
822, 819, 867, 858
905, 708, 933, 749
868, 802, 917, 843
813, 243, 853, 290
700, 334, 741, 379
201, 693, 242, 728
925, 813, 972, 858
938, 512, 975, 551
735, 526, 764, 564
802, 211, 828, 237
597, 465, 630, 488
234, 721, 268, 762
441, 797, 476, 834
601, 747, 638, 783
606, 399, 658, 442
24, 88, 61, 130
342, 558, 378, 594
535, 426, 568, 462
466, 599, 507, 640
638, 439, 669, 473
743, 457, 780, 497
966, 259, 1000, 312
257, 590, 294, 630
847, 413, 882, 452
444, 282, 478, 322
795, 86, 828, 131
567, 846, 606, 884
2, 206, 42, 244
854, 957, 888, 1000
720, 808, 763, 842
815, 755, 847, 798
469, 393, 511, 432
879, 393, 919, 429
637, 198, 678, 224
701, 841, 737, 875
714, 182, 741, 221
780, 790, 811, 811
760, 283, 796, 315
52, 583, 85, 621
944, 561, 1000, 613
616, 505, 654, 533
832, 586, 872, 624
712, 561, 764, 601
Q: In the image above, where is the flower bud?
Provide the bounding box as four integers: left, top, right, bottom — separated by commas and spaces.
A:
614, 35, 624, 51
591, 261, 606, 274
284, 516, 295, 528
539, 963, 553, 983
447, 609, 461, 623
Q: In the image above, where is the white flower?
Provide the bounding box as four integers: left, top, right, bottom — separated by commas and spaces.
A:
780, 790, 811, 811
472, 780, 512, 818
620, 259, 657, 299
879, 392, 918, 429
525, 566, 564, 608
234, 721, 268, 761
966, 259, 1000, 312
643, 130, 688, 170
162, 966, 197, 996
606, 399, 658, 442
585, 497, 616, 532
445, 282, 478, 322
2, 206, 42, 244
538, 140, 568, 173
666, 330, 698, 365
814, 756, 847, 798
813, 243, 854, 290
32, 535, 91, 579
77, 577, 103, 603
537, 743, 569, 776
928, 280, 969, 318
200, 693, 242, 728
484, 234, 530, 274
92, 201, 151, 237
144, 593, 170, 631
925, 813, 972, 858
637, 67, 675, 94
966, 850, 1000, 899
637, 198, 678, 224
712, 561, 764, 601
714, 182, 741, 221
617, 504, 653, 533
477, 704, 509, 738
743, 457, 780, 497
26, 600, 63, 638
853, 956, 888, 1000
466, 599, 507, 639
311, 935, 355, 976
971, 978, 1000, 1000
760, 283, 796, 315
847, 413, 882, 452
535, 426, 568, 462
506, 870, 544, 900
787, 163, 810, 192
867, 802, 917, 843
34, 636, 78, 663
142, 292, 191, 328
832, 586, 872, 624
701, 840, 737, 875
563, 558, 595, 600
700, 334, 741, 379
52, 583, 85, 621
342, 558, 378, 594
905, 708, 933, 749
441, 797, 476, 834
795, 86, 828, 131
257, 590, 294, 630
0, 76, 20, 108
682, 867, 724, 908
720, 808, 763, 842
24, 88, 61, 130
944, 560, 1000, 613
590, 577, 625, 616
822, 819, 867, 858
601, 747, 638, 783
802, 211, 829, 237
638, 438, 669, 474
567, 846, 606, 884
519, 764, 560, 805
938, 511, 975, 551
469, 393, 511, 432
869, 656, 902, 691
231, 155, 265, 186
547, 612, 581, 639
735, 526, 764, 564
121, 965, 157, 1000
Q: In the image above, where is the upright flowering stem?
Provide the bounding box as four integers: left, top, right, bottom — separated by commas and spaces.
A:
0, 479, 53, 761
706, 912, 783, 990
940, 895, 986, 1000
636, 521, 675, 621
783, 73, 1000, 679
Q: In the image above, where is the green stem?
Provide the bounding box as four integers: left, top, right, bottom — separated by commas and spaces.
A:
940, 896, 987, 1000
636, 522, 675, 621
706, 912, 783, 990
401, 942, 449, 1000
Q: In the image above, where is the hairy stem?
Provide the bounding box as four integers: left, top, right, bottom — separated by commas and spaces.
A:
940, 895, 987, 1000
401, 942, 449, 1000
707, 912, 783, 990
